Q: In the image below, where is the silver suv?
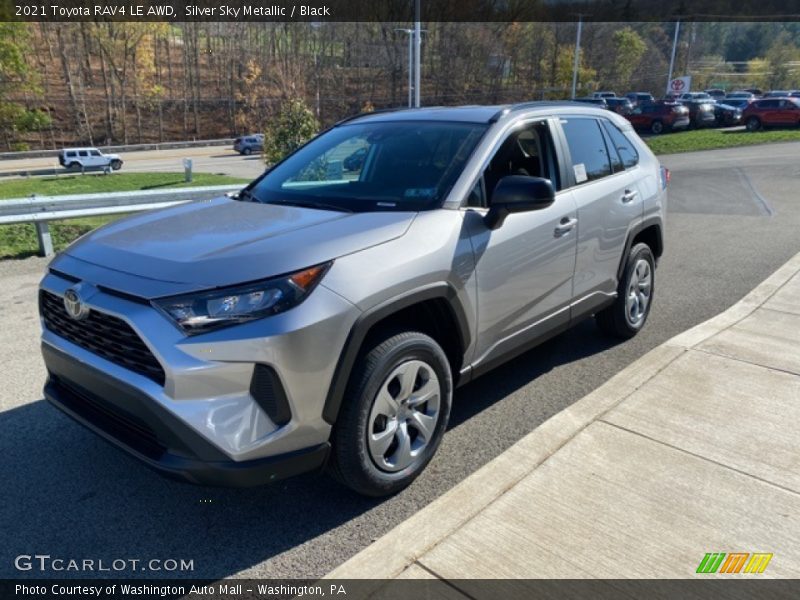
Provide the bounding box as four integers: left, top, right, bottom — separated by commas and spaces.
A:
39, 103, 667, 496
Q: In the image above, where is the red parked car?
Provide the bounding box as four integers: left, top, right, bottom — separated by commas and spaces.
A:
743, 97, 800, 131
626, 102, 690, 134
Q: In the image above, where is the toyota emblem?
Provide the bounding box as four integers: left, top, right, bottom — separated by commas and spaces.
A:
63, 287, 90, 320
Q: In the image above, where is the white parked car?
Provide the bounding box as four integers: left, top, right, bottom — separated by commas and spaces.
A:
59, 147, 123, 171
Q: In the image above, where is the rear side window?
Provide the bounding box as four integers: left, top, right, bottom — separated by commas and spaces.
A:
78, 151, 88, 157
602, 121, 639, 169
561, 118, 612, 184
66, 151, 76, 158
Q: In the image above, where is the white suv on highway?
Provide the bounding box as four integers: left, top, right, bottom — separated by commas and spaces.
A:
59, 147, 123, 171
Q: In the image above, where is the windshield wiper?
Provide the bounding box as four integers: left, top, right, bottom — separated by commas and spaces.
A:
271, 199, 353, 213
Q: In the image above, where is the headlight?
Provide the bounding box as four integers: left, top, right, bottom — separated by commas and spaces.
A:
152, 262, 331, 335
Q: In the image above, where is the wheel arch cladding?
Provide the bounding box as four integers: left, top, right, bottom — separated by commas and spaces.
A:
322, 284, 470, 425
617, 220, 663, 281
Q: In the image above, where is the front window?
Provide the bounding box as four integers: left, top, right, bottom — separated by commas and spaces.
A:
247, 120, 488, 212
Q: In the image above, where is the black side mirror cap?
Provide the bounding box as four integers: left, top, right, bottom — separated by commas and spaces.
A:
484, 175, 556, 230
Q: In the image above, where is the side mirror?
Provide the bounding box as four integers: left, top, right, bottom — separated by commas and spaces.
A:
484, 175, 555, 230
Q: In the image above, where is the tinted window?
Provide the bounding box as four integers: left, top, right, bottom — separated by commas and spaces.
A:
602, 121, 639, 169
561, 118, 612, 184
90, 150, 101, 156
758, 100, 779, 108
66, 152, 76, 157
79, 151, 88, 157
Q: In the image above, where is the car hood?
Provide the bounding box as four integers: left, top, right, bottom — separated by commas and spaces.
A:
56, 196, 416, 296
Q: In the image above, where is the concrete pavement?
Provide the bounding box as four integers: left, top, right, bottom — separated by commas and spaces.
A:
328, 250, 800, 584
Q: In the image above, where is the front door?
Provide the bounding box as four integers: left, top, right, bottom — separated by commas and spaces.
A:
466, 119, 579, 369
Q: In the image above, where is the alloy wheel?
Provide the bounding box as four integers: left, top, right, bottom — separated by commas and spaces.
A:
367, 360, 441, 473
625, 258, 652, 328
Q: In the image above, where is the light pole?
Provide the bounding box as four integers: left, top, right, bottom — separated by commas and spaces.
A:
666, 19, 681, 95
395, 28, 414, 107
414, 0, 421, 107
571, 16, 583, 99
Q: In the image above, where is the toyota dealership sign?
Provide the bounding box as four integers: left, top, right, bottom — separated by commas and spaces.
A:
668, 76, 692, 95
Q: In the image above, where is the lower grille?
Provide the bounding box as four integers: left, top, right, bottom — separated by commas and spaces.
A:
52, 376, 166, 460
40, 290, 166, 386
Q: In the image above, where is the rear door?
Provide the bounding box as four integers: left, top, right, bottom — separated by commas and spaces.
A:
89, 149, 105, 167
554, 115, 643, 318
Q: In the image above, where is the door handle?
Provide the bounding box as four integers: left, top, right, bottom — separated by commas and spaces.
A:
554, 217, 578, 237
622, 189, 638, 203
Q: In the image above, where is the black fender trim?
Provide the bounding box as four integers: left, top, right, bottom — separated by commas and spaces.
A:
322, 283, 472, 425
616, 216, 663, 281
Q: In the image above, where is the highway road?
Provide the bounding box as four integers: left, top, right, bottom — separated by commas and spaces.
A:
0, 145, 267, 181
1, 142, 800, 579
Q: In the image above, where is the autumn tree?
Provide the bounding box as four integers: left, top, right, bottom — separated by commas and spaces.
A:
0, 23, 51, 150
263, 97, 319, 164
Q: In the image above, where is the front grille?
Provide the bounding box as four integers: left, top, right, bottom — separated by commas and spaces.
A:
40, 290, 166, 386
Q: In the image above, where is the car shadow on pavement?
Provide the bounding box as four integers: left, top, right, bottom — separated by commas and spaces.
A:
0, 319, 620, 580
449, 317, 623, 429
0, 399, 380, 579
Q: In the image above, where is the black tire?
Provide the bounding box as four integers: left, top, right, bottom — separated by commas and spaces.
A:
650, 120, 664, 135
746, 116, 761, 132
110, 159, 122, 171
243, 147, 252, 156
67, 162, 79, 170
596, 243, 655, 339
329, 331, 452, 497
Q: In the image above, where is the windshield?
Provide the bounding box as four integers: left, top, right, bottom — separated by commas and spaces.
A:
246, 120, 488, 212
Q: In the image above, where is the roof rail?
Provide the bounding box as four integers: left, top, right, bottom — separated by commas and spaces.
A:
333, 107, 407, 126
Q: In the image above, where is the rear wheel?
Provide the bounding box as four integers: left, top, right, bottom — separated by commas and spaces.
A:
596, 243, 655, 339
650, 120, 664, 135
746, 116, 761, 131
329, 331, 452, 497
243, 147, 252, 156
67, 162, 79, 170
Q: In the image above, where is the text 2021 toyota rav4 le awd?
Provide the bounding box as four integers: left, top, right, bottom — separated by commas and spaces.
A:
39, 103, 668, 497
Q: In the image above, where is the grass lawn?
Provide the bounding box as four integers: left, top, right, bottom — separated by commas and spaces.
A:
644, 127, 800, 155
0, 171, 247, 200
0, 172, 248, 259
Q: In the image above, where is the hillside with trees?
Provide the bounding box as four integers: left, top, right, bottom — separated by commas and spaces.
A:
1, 21, 799, 150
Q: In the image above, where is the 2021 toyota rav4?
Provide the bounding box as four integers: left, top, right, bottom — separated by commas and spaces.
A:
39, 103, 667, 497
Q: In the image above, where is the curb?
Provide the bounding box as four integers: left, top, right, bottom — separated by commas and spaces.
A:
326, 249, 800, 583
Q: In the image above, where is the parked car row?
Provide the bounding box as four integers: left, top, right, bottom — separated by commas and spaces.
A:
575, 87, 800, 135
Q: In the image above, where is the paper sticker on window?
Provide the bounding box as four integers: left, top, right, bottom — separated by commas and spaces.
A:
405, 188, 437, 198
573, 163, 588, 183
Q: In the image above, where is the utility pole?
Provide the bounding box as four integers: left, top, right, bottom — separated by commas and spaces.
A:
666, 19, 681, 95
571, 15, 583, 99
414, 0, 421, 107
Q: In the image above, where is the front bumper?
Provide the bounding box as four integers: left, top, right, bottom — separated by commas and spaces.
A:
43, 343, 330, 487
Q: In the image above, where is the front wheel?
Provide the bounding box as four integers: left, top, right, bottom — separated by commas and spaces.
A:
110, 159, 122, 171
746, 116, 761, 132
329, 331, 452, 497
596, 243, 655, 339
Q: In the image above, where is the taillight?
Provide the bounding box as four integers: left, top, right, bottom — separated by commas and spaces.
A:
660, 166, 671, 189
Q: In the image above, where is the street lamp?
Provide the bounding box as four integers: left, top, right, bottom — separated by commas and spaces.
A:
571, 15, 584, 99
395, 28, 415, 107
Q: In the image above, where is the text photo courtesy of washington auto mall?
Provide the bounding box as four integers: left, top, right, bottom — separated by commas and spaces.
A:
2, 1, 800, 599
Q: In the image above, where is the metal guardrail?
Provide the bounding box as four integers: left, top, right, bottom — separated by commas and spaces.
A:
0, 184, 242, 257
